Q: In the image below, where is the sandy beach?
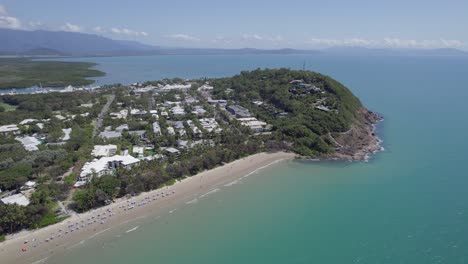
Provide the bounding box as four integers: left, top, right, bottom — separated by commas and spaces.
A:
0, 151, 295, 264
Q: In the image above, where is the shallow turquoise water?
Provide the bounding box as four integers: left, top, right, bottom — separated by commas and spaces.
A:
44, 55, 468, 264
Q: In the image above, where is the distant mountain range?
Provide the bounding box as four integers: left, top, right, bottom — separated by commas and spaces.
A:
0, 28, 466, 57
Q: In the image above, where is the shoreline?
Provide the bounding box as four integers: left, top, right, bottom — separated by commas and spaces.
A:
0, 151, 296, 264
328, 109, 384, 161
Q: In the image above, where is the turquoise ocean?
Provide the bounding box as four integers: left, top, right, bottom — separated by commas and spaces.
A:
38, 54, 468, 263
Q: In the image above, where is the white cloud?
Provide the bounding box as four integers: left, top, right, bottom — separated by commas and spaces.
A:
166, 34, 200, 41
93, 26, 106, 33
305, 37, 465, 49
0, 4, 22, 29
241, 34, 284, 43
109, 27, 148, 37
61, 22, 82, 32
28, 21, 43, 28
212, 36, 233, 44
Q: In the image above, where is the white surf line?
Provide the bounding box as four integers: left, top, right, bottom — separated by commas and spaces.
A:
125, 226, 139, 233
224, 179, 240, 187
67, 240, 85, 250
186, 198, 199, 204
88, 228, 111, 239
120, 215, 148, 225
242, 158, 285, 179
199, 188, 220, 199
169, 209, 177, 214
31, 256, 49, 264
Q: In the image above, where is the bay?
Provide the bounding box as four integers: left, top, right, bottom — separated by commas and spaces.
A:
37, 54, 468, 263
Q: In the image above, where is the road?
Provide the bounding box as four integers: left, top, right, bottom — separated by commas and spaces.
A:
92, 93, 115, 138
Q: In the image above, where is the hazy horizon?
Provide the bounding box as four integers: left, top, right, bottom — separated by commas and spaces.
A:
1, 0, 467, 51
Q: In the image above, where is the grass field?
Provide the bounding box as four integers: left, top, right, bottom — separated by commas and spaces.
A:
0, 102, 17, 111
0, 58, 105, 89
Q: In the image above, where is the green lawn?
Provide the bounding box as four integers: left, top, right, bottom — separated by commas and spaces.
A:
0, 102, 17, 111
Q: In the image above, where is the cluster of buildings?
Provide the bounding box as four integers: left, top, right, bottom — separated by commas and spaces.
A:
226, 105, 269, 132
75, 145, 141, 187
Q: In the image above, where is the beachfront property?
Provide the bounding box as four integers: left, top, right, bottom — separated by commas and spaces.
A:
0, 124, 20, 135
76, 155, 140, 187
237, 117, 268, 132
178, 139, 215, 150
91, 144, 118, 157
1, 193, 30, 206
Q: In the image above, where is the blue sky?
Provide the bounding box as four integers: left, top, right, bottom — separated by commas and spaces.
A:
1, 0, 467, 50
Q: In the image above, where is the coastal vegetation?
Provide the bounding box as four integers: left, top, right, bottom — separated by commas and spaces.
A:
0, 58, 105, 89
0, 69, 378, 238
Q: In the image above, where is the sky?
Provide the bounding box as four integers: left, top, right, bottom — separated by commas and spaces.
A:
1, 0, 467, 50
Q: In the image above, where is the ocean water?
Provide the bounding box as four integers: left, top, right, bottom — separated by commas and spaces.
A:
38, 54, 468, 263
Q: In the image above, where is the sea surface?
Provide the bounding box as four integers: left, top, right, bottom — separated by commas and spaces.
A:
36, 55, 468, 263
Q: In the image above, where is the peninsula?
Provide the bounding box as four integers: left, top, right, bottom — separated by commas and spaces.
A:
0, 69, 382, 262
0, 58, 105, 89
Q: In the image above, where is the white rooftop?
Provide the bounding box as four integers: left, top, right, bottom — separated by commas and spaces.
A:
16, 136, 40, 151
62, 128, 72, 141
0, 124, 19, 133
80, 155, 140, 178
19, 119, 38, 125
92, 144, 118, 157
1, 193, 30, 206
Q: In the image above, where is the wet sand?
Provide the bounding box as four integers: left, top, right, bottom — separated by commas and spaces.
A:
0, 152, 295, 264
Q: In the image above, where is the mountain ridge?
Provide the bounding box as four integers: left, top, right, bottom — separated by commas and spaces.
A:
1, 28, 466, 57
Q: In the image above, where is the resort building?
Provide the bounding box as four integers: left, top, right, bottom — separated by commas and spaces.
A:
91, 145, 118, 157
0, 124, 20, 135
99, 131, 122, 140
237, 117, 268, 132
61, 128, 72, 141
19, 119, 38, 125
1, 193, 30, 206
132, 146, 144, 158
15, 136, 41, 151
227, 105, 252, 118
76, 155, 140, 187
207, 99, 227, 107
164, 147, 180, 156
199, 118, 222, 133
